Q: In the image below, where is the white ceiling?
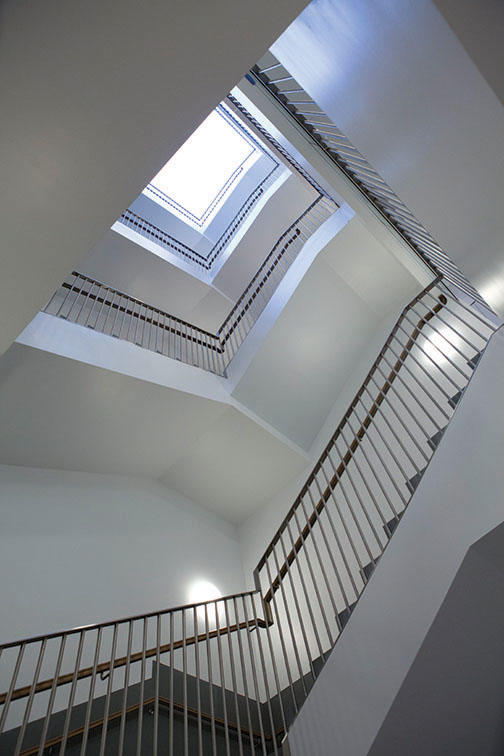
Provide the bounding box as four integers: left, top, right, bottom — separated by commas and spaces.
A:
272, 0, 504, 315
233, 216, 420, 449
0, 344, 307, 523
0, 0, 308, 355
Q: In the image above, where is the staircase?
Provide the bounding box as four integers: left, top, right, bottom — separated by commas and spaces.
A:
0, 275, 498, 754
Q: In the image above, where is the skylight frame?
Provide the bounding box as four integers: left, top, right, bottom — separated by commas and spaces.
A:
144, 104, 263, 231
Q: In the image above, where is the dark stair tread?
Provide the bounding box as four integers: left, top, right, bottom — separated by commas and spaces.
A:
428, 428, 445, 451
383, 511, 404, 537
337, 602, 357, 630
448, 390, 463, 409
360, 556, 381, 583
467, 351, 483, 370
406, 469, 425, 494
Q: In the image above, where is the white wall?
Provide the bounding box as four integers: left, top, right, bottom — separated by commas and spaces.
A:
287, 326, 504, 756
0, 465, 245, 644
272, 0, 504, 314
0, 0, 308, 354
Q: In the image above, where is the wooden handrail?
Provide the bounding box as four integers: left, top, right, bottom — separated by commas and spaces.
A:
19, 694, 281, 756
0, 618, 268, 706
260, 288, 446, 603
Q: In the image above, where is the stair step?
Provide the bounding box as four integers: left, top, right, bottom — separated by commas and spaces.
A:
467, 351, 483, 370
360, 557, 380, 583
428, 428, 445, 451
383, 511, 403, 537
337, 602, 356, 630
406, 469, 425, 495
448, 390, 463, 409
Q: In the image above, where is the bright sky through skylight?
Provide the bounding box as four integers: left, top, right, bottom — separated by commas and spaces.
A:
150, 109, 257, 221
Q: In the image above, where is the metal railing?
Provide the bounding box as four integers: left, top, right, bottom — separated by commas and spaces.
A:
3, 280, 499, 754
119, 166, 279, 273
44, 196, 336, 377
251, 53, 495, 316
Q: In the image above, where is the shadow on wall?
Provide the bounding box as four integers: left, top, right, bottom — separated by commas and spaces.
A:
369, 521, 504, 756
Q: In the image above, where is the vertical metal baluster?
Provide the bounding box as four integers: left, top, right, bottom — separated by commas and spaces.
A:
15, 639, 47, 756
38, 635, 67, 756
65, 275, 84, 322
332, 428, 390, 536
379, 348, 446, 429
255, 588, 287, 743
117, 296, 130, 340
139, 303, 148, 346
341, 414, 399, 522
99, 624, 118, 756
204, 603, 217, 755
294, 490, 337, 646
248, 593, 280, 755
56, 274, 78, 317
324, 432, 384, 555
85, 282, 100, 328
360, 381, 423, 478
419, 300, 481, 353
351, 400, 408, 507
300, 473, 357, 609
0, 643, 25, 736
193, 606, 203, 756
354, 392, 412, 485
425, 292, 492, 341
59, 631, 85, 755
395, 322, 461, 392
263, 558, 297, 713
80, 628, 103, 756
146, 308, 154, 351
75, 279, 93, 324
214, 599, 231, 756
153, 614, 161, 756
125, 299, 136, 343
182, 609, 188, 756
285, 510, 329, 662
102, 291, 116, 335
276, 526, 316, 684
110, 293, 123, 337
239, 595, 267, 756
372, 360, 435, 448
410, 306, 473, 364
232, 597, 256, 755
169, 612, 174, 756
387, 336, 452, 408
135, 617, 148, 756
224, 598, 244, 756
270, 542, 306, 694
312, 459, 367, 587
93, 285, 109, 332
117, 620, 133, 755
363, 375, 430, 466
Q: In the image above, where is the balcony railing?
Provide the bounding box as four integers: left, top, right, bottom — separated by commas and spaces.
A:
44, 196, 336, 376
250, 53, 495, 316
2, 278, 499, 754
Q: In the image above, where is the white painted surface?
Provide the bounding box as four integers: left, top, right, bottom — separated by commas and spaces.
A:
0, 465, 245, 643
288, 326, 504, 756
233, 215, 421, 449
272, 0, 504, 314
0, 0, 308, 354
0, 343, 307, 523
80, 231, 231, 333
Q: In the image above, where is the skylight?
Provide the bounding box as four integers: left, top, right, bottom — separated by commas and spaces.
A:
147, 106, 260, 228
